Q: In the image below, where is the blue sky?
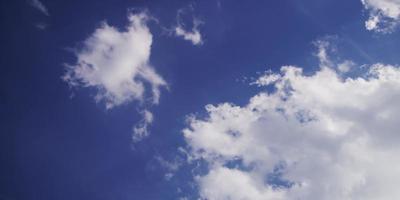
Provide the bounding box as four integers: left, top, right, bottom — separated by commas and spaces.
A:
2, 0, 400, 199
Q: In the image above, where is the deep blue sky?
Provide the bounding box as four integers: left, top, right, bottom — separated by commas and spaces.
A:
1, 0, 400, 199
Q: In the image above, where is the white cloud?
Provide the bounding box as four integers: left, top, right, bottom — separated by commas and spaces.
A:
314, 38, 355, 74
361, 0, 400, 33
63, 12, 166, 141
175, 23, 203, 46
174, 8, 203, 46
199, 167, 286, 200
183, 42, 400, 199
251, 70, 281, 87
132, 109, 154, 142
365, 15, 380, 30
314, 38, 336, 68
338, 60, 355, 73
63, 12, 166, 109
29, 0, 49, 16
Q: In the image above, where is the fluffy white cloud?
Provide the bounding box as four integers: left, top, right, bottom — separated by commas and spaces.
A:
199, 167, 286, 200
29, 0, 49, 16
183, 43, 400, 199
361, 0, 400, 33
63, 12, 166, 141
174, 8, 203, 46
63, 12, 166, 109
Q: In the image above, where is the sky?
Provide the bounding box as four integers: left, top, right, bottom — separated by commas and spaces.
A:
2, 0, 400, 199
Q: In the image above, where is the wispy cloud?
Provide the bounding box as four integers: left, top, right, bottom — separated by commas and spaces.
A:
34, 22, 48, 30
174, 7, 204, 46
29, 0, 49, 16
132, 110, 154, 142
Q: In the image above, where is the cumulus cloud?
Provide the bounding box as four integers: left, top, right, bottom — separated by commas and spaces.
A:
174, 8, 203, 45
29, 0, 49, 16
63, 12, 166, 108
361, 0, 400, 33
63, 12, 166, 141
182, 42, 400, 199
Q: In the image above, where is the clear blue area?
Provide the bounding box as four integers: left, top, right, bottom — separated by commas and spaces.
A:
1, 0, 400, 199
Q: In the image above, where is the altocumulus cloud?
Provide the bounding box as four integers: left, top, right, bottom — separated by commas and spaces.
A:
361, 0, 400, 33
63, 12, 166, 141
182, 41, 400, 199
